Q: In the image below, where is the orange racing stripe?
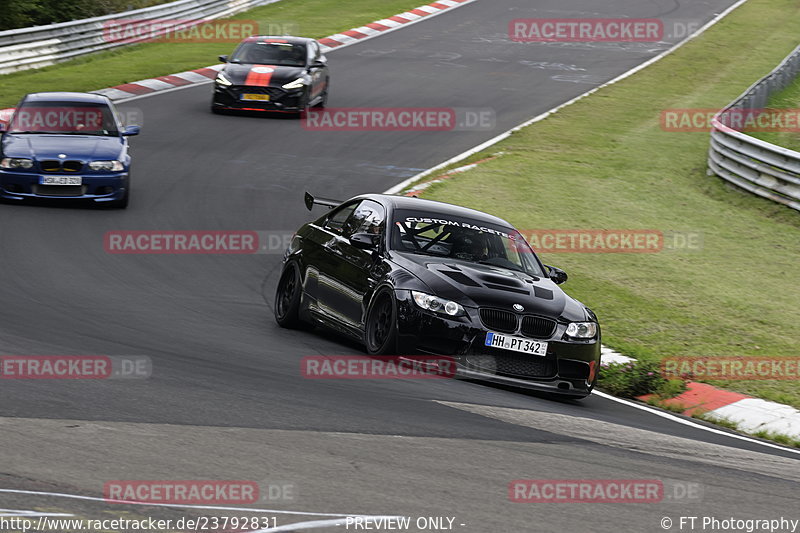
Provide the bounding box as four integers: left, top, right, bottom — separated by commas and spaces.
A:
244, 65, 276, 87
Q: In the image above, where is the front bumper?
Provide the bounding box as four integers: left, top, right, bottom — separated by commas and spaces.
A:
0, 169, 128, 203
212, 84, 306, 112
394, 290, 600, 397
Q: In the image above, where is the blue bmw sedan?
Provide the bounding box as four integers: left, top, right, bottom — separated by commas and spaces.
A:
0, 92, 139, 208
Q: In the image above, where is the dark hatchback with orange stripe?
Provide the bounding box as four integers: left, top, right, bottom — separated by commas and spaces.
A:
211, 36, 329, 115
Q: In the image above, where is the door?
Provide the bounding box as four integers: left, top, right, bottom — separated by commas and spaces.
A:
316, 199, 386, 328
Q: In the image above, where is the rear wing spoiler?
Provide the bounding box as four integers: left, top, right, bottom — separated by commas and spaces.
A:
304, 191, 341, 211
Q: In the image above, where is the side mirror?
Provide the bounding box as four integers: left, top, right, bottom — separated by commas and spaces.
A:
122, 125, 140, 136
350, 233, 380, 250
219, 55, 228, 63
545, 265, 568, 285
310, 59, 325, 69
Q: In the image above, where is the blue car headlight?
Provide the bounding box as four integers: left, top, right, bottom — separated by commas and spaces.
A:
411, 291, 465, 317
0, 157, 33, 169
89, 160, 123, 171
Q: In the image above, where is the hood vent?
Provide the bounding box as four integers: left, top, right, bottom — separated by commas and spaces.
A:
483, 283, 530, 295
441, 270, 481, 287
480, 274, 521, 287
533, 286, 554, 300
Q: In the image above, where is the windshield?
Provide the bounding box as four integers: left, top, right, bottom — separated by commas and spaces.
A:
8, 101, 119, 136
230, 41, 307, 66
390, 209, 546, 277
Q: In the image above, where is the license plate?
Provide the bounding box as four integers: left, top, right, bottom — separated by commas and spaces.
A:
40, 176, 82, 186
241, 93, 270, 101
485, 332, 548, 356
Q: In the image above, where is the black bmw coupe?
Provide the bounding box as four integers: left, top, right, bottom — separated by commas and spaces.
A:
275, 193, 601, 398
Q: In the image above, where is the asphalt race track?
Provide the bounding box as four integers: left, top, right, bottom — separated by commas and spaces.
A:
1, 0, 798, 531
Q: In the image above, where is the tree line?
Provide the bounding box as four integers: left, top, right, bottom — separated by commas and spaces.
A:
0, 0, 173, 31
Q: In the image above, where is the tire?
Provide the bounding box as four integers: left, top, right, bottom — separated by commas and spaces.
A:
274, 262, 303, 328
364, 289, 398, 355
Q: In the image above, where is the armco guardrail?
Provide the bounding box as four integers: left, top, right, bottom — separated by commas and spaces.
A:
0, 0, 281, 75
708, 44, 800, 212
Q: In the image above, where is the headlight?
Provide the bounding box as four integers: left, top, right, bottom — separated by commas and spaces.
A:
89, 160, 123, 171
0, 157, 33, 169
282, 77, 308, 90
215, 72, 233, 86
411, 291, 465, 317
565, 322, 598, 339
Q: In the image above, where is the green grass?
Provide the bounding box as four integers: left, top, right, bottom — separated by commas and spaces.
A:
417, 0, 800, 408
0, 0, 426, 108
751, 430, 800, 448
749, 72, 800, 150
692, 411, 740, 430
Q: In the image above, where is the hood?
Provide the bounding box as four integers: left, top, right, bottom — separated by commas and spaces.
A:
222, 63, 307, 87
391, 252, 588, 321
1, 134, 124, 161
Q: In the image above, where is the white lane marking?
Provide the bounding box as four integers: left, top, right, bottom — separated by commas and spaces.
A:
130, 78, 175, 91
593, 391, 800, 455
324, 34, 360, 45
93, 88, 137, 100
709, 398, 800, 439
113, 0, 479, 104
350, 26, 381, 36
438, 401, 800, 472
172, 70, 218, 83
115, 81, 213, 103
0, 509, 73, 517
384, 0, 750, 194
372, 18, 404, 28
0, 489, 395, 518
252, 516, 403, 532
397, 12, 422, 21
